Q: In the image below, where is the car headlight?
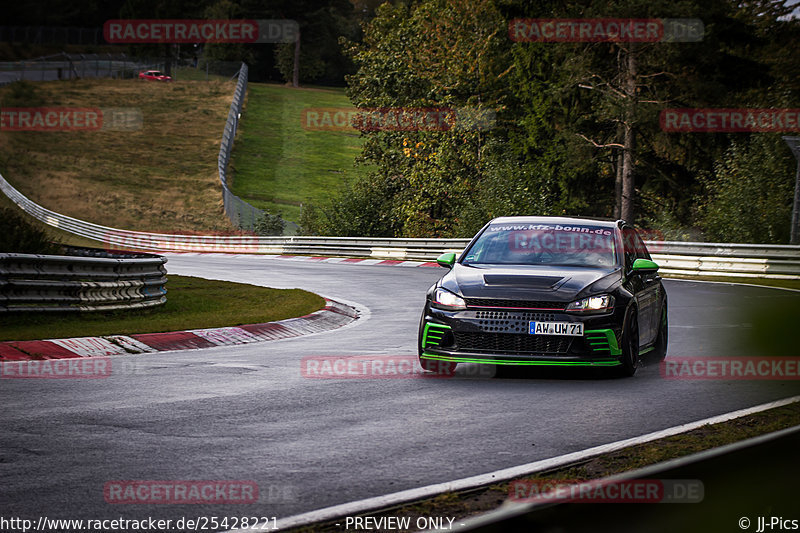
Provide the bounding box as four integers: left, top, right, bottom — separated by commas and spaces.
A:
566, 294, 614, 314
432, 287, 467, 311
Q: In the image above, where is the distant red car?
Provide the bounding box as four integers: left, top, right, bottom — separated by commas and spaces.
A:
138, 70, 172, 81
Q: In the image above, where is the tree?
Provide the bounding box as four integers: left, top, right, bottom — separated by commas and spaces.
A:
270, 0, 357, 86
340, 0, 508, 236
301, 0, 798, 240
699, 134, 794, 243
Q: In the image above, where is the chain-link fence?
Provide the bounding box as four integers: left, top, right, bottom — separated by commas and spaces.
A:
174, 58, 243, 81
218, 63, 299, 235
218, 63, 262, 231
0, 56, 297, 234
0, 53, 249, 86
0, 52, 166, 85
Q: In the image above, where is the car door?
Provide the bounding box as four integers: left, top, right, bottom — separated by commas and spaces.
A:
622, 227, 646, 337
631, 228, 661, 345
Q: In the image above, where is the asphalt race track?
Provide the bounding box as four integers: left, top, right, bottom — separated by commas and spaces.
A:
2, 253, 799, 527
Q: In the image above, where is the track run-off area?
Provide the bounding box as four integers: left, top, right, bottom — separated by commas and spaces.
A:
1, 253, 799, 527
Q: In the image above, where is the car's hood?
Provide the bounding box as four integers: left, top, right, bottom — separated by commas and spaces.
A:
441, 264, 622, 303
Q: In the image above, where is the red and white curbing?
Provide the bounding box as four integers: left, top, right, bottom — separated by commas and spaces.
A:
0, 299, 358, 361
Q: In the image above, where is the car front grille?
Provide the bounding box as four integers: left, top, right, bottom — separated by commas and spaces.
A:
473, 311, 558, 334
464, 298, 566, 310
454, 332, 572, 355
474, 311, 557, 321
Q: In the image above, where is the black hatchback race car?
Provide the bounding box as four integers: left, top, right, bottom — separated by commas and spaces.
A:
418, 216, 667, 376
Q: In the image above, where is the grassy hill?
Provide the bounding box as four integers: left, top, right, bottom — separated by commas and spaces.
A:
0, 78, 237, 236
0, 78, 366, 239
229, 83, 366, 224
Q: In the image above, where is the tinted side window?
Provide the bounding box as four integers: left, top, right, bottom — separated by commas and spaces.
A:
632, 230, 651, 260
622, 228, 638, 271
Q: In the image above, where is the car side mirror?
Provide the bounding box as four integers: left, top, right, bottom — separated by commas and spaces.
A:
632, 258, 659, 273
436, 252, 456, 269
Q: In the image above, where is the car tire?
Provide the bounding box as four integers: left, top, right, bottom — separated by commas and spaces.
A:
618, 307, 639, 377
651, 301, 668, 361
420, 358, 457, 376
417, 312, 426, 358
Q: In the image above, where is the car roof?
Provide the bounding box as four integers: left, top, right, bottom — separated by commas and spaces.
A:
488, 216, 621, 229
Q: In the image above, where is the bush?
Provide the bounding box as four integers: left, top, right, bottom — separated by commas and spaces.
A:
254, 212, 286, 236
298, 174, 401, 237
698, 134, 795, 244
0, 207, 61, 254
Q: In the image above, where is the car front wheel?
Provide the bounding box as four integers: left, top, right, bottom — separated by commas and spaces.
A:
651, 302, 668, 361
618, 307, 639, 377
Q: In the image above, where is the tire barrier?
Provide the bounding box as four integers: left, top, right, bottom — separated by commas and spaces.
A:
0, 249, 167, 312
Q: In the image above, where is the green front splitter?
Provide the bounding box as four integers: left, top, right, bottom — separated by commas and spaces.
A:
421, 352, 621, 367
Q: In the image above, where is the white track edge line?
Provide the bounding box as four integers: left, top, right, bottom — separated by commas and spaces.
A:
245, 394, 800, 532
663, 277, 800, 293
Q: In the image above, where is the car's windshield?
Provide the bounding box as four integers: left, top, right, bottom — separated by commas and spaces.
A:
462, 223, 618, 267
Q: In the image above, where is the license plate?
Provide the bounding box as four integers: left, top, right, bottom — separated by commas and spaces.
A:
529, 321, 584, 336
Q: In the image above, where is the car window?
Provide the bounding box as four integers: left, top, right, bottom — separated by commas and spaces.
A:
632, 229, 651, 260
462, 233, 487, 263
462, 223, 617, 267
622, 227, 638, 271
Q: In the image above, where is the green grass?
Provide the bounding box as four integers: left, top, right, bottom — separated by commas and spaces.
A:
230, 83, 367, 223
0, 78, 239, 234
0, 192, 103, 248
0, 275, 325, 342
173, 66, 230, 82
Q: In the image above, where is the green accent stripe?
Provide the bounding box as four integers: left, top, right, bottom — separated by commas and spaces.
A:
422, 322, 451, 348
421, 352, 621, 367
584, 328, 621, 356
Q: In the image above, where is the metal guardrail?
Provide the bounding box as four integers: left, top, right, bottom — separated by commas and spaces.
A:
651, 253, 800, 279
0, 250, 167, 312
1, 165, 798, 279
